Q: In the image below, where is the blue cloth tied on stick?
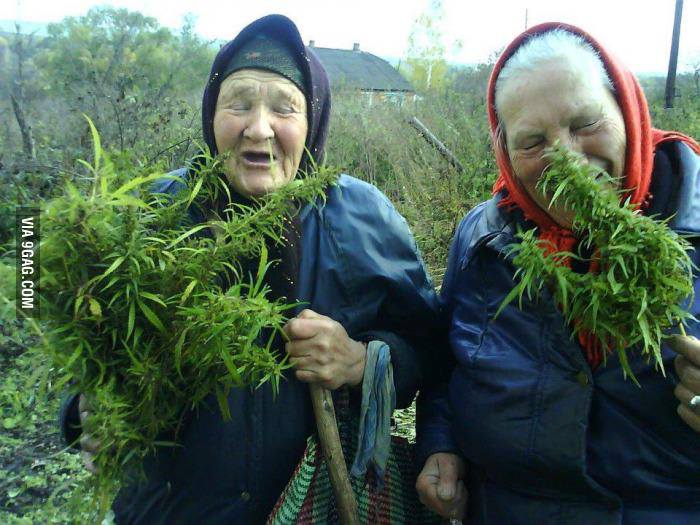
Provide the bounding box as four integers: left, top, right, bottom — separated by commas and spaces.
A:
351, 340, 396, 485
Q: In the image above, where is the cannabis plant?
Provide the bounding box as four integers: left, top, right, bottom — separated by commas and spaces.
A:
35, 120, 336, 514
500, 144, 695, 383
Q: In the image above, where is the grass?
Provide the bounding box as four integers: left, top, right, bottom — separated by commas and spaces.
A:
0, 320, 94, 524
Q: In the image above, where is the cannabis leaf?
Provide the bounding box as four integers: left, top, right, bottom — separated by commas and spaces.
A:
500, 144, 695, 384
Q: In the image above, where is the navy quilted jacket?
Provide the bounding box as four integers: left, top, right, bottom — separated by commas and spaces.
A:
61, 173, 441, 524
417, 141, 700, 525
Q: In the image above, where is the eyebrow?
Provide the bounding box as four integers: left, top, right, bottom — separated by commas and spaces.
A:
268, 84, 305, 105
218, 81, 304, 108
219, 83, 255, 98
511, 129, 543, 146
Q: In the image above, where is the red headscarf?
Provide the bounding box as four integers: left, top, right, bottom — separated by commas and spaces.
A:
488, 22, 700, 368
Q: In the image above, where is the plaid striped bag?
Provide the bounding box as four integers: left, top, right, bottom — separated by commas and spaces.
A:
267, 393, 443, 525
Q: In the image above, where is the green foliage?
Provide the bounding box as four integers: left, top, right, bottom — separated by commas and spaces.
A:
0, 351, 96, 525
402, 0, 457, 92
2, 11, 699, 520
0, 281, 95, 524
33, 7, 212, 155
26, 119, 337, 516
499, 145, 695, 383
327, 89, 496, 281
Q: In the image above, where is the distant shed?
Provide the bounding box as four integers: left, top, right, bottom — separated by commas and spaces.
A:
309, 41, 416, 105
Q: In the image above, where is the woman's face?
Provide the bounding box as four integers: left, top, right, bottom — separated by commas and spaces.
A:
498, 59, 627, 228
213, 69, 308, 198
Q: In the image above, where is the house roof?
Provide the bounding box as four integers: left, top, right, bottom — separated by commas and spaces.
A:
310, 46, 414, 93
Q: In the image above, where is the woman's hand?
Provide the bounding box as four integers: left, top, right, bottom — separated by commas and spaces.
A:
416, 452, 468, 520
283, 309, 367, 390
670, 335, 700, 433
78, 394, 102, 474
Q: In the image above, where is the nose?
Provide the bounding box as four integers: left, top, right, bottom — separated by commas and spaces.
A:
243, 106, 274, 142
553, 129, 583, 155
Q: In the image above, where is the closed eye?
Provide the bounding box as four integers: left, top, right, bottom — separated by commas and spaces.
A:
229, 102, 251, 111
573, 120, 599, 131
522, 139, 544, 151
274, 105, 295, 115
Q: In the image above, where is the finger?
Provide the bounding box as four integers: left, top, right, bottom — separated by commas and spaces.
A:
451, 480, 468, 520
285, 340, 314, 358
675, 356, 700, 393
78, 393, 91, 413
294, 368, 321, 383
416, 472, 436, 500
670, 335, 700, 367
419, 458, 440, 479
79, 407, 90, 426
678, 404, 700, 433
437, 455, 461, 501
297, 309, 325, 320
294, 368, 337, 389
283, 318, 322, 341
417, 463, 462, 519
416, 479, 442, 513
419, 486, 462, 520
288, 354, 314, 373
80, 434, 102, 454
81, 451, 99, 475
674, 383, 697, 406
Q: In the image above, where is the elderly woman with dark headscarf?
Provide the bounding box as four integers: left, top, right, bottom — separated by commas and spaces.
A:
59, 15, 440, 524
415, 23, 700, 525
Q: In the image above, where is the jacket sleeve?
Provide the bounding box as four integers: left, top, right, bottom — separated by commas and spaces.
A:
332, 177, 445, 409
415, 215, 470, 468
59, 391, 82, 450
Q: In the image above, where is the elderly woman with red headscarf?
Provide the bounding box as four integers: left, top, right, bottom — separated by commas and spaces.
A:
414, 23, 700, 525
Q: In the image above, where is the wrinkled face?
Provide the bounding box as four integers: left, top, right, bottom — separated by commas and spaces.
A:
497, 59, 627, 228
213, 69, 308, 198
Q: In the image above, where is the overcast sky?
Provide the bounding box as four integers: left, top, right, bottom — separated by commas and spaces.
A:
3, 0, 699, 74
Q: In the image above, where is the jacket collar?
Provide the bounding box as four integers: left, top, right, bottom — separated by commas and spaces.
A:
461, 194, 520, 269
669, 142, 700, 234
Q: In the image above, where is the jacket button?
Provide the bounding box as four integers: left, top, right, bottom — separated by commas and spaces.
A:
576, 371, 589, 386
240, 491, 251, 502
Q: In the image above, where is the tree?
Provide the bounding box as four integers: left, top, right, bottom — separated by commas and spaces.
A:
2, 25, 40, 161
689, 53, 700, 96
34, 7, 214, 158
403, 0, 455, 92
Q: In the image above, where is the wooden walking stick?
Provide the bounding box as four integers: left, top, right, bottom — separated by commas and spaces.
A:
310, 384, 361, 525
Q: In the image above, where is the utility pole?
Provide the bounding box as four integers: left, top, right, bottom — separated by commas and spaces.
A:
664, 0, 683, 109
525, 8, 529, 30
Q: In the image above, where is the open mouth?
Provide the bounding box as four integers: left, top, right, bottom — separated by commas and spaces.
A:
242, 151, 276, 165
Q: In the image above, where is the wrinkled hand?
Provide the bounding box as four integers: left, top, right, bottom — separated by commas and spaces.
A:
78, 394, 102, 474
670, 335, 700, 433
416, 452, 467, 520
283, 309, 366, 390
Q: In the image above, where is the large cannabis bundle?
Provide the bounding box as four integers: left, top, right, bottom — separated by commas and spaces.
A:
36, 121, 336, 511
500, 144, 695, 382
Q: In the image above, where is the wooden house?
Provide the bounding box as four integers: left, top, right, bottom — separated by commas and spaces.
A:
308, 41, 416, 105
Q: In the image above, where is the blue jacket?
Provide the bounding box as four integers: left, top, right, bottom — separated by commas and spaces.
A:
417, 141, 700, 525
61, 173, 440, 524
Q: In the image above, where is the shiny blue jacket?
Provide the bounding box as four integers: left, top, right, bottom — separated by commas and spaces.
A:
61, 173, 440, 524
417, 141, 700, 525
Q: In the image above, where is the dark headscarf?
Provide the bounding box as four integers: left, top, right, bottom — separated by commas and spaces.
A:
200, 14, 332, 312
202, 14, 331, 175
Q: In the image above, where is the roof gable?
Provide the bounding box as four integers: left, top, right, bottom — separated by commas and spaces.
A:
310, 47, 413, 92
